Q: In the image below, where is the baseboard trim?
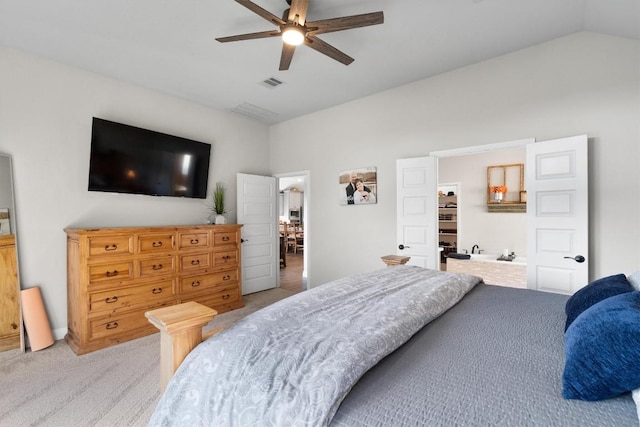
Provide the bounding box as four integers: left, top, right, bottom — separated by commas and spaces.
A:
52, 327, 67, 341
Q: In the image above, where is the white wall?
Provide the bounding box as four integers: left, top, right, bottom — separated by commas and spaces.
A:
0, 46, 270, 337
1, 31, 638, 340
439, 147, 527, 256
269, 32, 640, 288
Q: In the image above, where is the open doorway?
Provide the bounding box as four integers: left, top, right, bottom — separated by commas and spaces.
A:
276, 172, 309, 293
437, 183, 460, 271
437, 147, 527, 258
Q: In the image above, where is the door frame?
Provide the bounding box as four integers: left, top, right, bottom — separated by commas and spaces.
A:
405, 136, 588, 293
429, 138, 534, 272
430, 138, 534, 159
274, 170, 310, 287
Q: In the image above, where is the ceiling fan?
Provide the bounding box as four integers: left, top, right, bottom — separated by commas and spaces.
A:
216, 0, 384, 70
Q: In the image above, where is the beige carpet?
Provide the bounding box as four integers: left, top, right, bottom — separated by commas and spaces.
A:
0, 287, 296, 426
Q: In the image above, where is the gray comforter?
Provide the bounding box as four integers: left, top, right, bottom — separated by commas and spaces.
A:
148, 266, 481, 426
331, 284, 638, 426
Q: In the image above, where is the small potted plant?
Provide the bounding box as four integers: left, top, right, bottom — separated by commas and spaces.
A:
211, 182, 227, 224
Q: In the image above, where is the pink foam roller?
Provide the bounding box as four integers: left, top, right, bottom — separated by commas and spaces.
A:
20, 287, 54, 351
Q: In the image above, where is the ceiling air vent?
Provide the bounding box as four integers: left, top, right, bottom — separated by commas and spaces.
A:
227, 102, 279, 123
260, 77, 284, 89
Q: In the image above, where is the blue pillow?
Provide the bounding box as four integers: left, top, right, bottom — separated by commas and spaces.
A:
564, 274, 633, 331
562, 291, 640, 400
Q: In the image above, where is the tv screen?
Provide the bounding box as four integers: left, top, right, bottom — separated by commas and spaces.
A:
88, 118, 211, 199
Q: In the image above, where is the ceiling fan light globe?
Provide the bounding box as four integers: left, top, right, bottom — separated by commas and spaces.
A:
282, 26, 305, 46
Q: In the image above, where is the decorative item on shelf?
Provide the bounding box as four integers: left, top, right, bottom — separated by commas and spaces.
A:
211, 182, 227, 225
491, 185, 507, 203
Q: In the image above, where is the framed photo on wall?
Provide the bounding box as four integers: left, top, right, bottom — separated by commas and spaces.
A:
339, 166, 377, 205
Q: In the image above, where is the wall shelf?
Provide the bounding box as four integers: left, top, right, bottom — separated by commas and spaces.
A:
487, 203, 526, 213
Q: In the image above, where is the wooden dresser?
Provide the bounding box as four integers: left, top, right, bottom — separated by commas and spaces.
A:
0, 234, 21, 351
65, 224, 243, 355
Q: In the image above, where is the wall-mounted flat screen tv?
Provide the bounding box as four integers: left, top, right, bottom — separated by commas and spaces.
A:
88, 117, 211, 199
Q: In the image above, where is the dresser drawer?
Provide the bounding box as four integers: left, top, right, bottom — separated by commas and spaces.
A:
137, 233, 175, 253
180, 252, 211, 271
88, 235, 133, 257
89, 304, 172, 340
214, 249, 238, 266
89, 279, 175, 315
88, 261, 134, 284
178, 232, 210, 250
213, 231, 238, 246
138, 255, 176, 278
181, 283, 240, 308
180, 269, 238, 294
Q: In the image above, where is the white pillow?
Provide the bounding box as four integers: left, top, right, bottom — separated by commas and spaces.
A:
633, 388, 640, 426
628, 271, 640, 291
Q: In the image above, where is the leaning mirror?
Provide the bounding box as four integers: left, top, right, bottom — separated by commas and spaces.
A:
0, 153, 24, 352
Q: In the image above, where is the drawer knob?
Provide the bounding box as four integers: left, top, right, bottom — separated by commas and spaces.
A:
105, 296, 119, 304
223, 275, 231, 281
222, 294, 230, 300
152, 241, 163, 248
190, 238, 199, 245
191, 259, 200, 266
222, 255, 231, 261
152, 264, 163, 270
105, 322, 119, 330
104, 244, 118, 251
105, 270, 119, 278
191, 281, 200, 287
222, 236, 230, 242
152, 288, 163, 294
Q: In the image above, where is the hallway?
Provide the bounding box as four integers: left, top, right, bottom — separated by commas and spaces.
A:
280, 252, 304, 293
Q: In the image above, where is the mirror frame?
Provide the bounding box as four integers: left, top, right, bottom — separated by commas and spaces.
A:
0, 153, 24, 352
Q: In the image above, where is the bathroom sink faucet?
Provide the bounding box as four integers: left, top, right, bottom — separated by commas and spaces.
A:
471, 244, 479, 254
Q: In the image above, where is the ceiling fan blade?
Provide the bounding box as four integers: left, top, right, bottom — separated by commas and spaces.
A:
306, 11, 384, 35
216, 30, 281, 43
235, 0, 286, 26
279, 43, 296, 70
288, 0, 309, 25
304, 35, 354, 66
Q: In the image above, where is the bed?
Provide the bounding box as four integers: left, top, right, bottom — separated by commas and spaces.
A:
148, 265, 640, 426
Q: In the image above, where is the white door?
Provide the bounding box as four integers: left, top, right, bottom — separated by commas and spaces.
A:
396, 157, 438, 269
236, 173, 278, 294
526, 135, 588, 294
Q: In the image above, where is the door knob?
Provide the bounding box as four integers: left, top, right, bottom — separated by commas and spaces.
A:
564, 255, 586, 263
398, 244, 410, 250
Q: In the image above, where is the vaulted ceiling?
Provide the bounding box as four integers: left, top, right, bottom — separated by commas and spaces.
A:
1, 0, 638, 124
